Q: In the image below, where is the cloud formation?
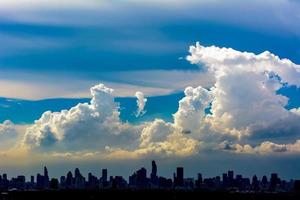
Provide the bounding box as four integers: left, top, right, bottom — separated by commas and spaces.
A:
173, 86, 212, 134
23, 84, 140, 151
185, 42, 300, 154
0, 120, 18, 150
5, 42, 300, 160
220, 140, 300, 154
135, 91, 147, 117
187, 42, 300, 140
23, 84, 199, 157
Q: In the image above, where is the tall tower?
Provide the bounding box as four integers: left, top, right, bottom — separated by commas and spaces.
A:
151, 160, 157, 180
75, 168, 81, 179
176, 167, 184, 187
44, 166, 48, 178
44, 166, 49, 188
102, 169, 108, 183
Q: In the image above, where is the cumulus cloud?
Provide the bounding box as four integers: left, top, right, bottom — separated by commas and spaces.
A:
11, 41, 300, 159
23, 84, 199, 157
23, 84, 141, 151
220, 140, 300, 154
173, 86, 212, 134
187, 42, 300, 140
135, 91, 147, 117
0, 120, 18, 150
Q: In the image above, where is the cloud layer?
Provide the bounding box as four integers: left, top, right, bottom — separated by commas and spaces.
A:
2, 42, 300, 160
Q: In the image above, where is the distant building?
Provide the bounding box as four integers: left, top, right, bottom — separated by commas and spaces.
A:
74, 168, 85, 189
100, 169, 108, 189
150, 160, 158, 186
195, 173, 203, 188
0, 160, 297, 193
174, 167, 184, 187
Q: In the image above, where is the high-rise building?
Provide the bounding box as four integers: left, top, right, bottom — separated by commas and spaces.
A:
222, 173, 228, 187
228, 171, 234, 180
3, 174, 7, 181
44, 166, 49, 188
270, 173, 279, 190
66, 171, 73, 189
136, 167, 147, 188
196, 173, 203, 188
74, 168, 85, 189
174, 167, 184, 187
50, 178, 59, 189
36, 173, 44, 189
102, 169, 108, 183
150, 160, 158, 185
99, 169, 108, 188
228, 170, 234, 186
44, 167, 48, 177
60, 176, 66, 189
88, 173, 98, 189
252, 175, 259, 190
262, 175, 268, 185
151, 161, 157, 178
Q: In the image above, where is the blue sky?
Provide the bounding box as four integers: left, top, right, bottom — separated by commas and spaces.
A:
1, 0, 300, 179
1, 0, 300, 100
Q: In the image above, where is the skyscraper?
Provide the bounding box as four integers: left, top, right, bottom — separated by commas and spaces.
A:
228, 171, 234, 180
136, 167, 147, 188
66, 171, 73, 189
270, 173, 279, 190
150, 160, 158, 185
228, 170, 234, 186
36, 173, 44, 189
44, 166, 49, 188
74, 168, 85, 189
102, 169, 108, 183
44, 167, 48, 178
252, 175, 259, 190
174, 167, 184, 187
196, 173, 203, 188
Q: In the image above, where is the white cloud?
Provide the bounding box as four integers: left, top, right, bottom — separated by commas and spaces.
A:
23, 83, 200, 157
173, 86, 212, 134
23, 84, 140, 151
135, 91, 147, 117
6, 41, 300, 160
140, 119, 173, 147
187, 42, 300, 139
290, 108, 300, 115
0, 120, 18, 150
220, 140, 300, 154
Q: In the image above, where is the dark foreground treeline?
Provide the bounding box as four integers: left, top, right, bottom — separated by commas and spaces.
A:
1, 190, 300, 200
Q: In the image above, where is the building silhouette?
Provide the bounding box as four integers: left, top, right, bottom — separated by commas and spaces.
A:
174, 167, 184, 187
150, 160, 158, 186
0, 161, 299, 193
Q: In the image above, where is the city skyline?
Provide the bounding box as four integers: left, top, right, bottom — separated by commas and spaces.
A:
0, 160, 297, 192
1, 0, 300, 180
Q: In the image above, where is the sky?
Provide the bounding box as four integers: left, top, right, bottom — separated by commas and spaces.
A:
1, 0, 300, 180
